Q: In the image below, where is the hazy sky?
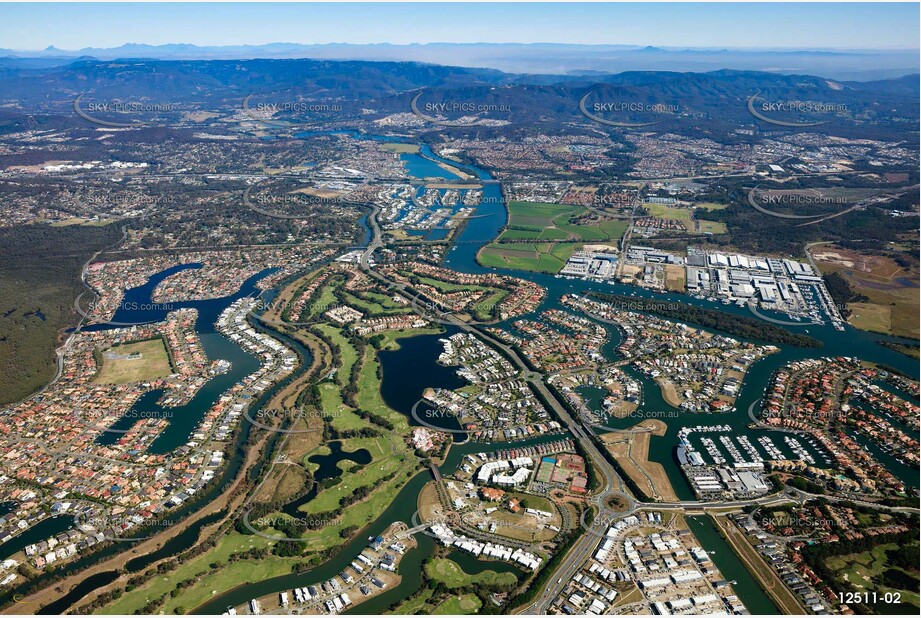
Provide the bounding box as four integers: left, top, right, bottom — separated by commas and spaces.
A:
1, 2, 918, 50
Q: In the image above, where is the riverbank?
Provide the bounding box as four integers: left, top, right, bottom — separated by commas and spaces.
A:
6, 421, 273, 615
598, 420, 678, 502
711, 514, 806, 615
232, 522, 414, 616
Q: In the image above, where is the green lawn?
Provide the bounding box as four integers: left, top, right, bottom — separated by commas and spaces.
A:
595, 219, 629, 239
433, 594, 482, 614
94, 338, 172, 384
317, 384, 366, 431
318, 382, 356, 425
342, 290, 413, 317
356, 345, 412, 433
380, 143, 420, 153
358, 290, 413, 311
97, 532, 301, 615
642, 202, 692, 220
425, 558, 518, 589
387, 588, 435, 614
507, 491, 556, 514
556, 219, 608, 241
696, 220, 728, 234
826, 543, 920, 610
314, 324, 357, 387
298, 435, 402, 514
414, 275, 486, 294
694, 201, 729, 211
373, 327, 444, 351
268, 338, 419, 551
279, 343, 418, 545
497, 201, 626, 243
305, 277, 343, 318
477, 242, 580, 274
502, 227, 569, 241
643, 203, 727, 234
472, 289, 508, 321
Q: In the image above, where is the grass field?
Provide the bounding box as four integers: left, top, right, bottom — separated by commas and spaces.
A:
342, 290, 412, 317
472, 288, 508, 321
49, 217, 115, 227
665, 264, 686, 293
477, 242, 580, 274
433, 594, 482, 614
258, 331, 419, 552
314, 324, 357, 387
695, 220, 728, 234
497, 201, 628, 243
642, 203, 727, 234
425, 558, 518, 589
813, 247, 919, 339
388, 588, 435, 614
305, 276, 343, 319
373, 327, 444, 351
318, 383, 367, 431
693, 202, 729, 211
94, 338, 173, 384
97, 531, 301, 615
507, 492, 556, 514
848, 303, 893, 335
826, 543, 920, 610
713, 516, 806, 615
379, 143, 420, 153
643, 203, 692, 220
299, 434, 401, 514
356, 290, 413, 313
599, 421, 678, 502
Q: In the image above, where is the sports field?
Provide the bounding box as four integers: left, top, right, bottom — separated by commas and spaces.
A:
94, 338, 172, 384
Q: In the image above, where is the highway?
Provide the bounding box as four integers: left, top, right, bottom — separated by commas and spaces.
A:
354, 200, 920, 615
356, 198, 643, 613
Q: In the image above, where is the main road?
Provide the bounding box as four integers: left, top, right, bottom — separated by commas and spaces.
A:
357, 199, 646, 613
355, 201, 920, 615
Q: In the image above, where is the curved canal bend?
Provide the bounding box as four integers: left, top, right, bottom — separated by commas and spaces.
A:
28, 133, 919, 615
199, 136, 917, 614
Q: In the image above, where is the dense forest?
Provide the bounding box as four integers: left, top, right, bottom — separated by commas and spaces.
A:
0, 223, 123, 404
822, 272, 870, 318
587, 291, 822, 348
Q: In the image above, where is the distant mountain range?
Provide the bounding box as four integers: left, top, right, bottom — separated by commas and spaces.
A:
1, 42, 918, 81
0, 57, 915, 143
